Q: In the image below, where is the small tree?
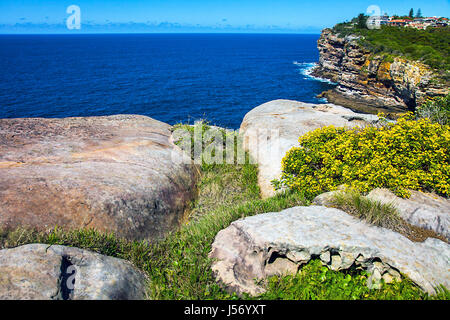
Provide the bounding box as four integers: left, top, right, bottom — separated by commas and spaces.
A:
409, 8, 414, 18
416, 8, 422, 18
357, 13, 368, 29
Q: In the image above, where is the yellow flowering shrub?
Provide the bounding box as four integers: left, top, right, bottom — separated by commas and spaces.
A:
275, 114, 450, 199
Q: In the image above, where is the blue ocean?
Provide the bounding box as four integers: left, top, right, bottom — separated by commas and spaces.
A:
0, 34, 335, 129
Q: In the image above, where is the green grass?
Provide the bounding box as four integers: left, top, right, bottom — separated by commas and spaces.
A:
325, 190, 448, 243
2, 215, 448, 300
328, 190, 403, 229
1, 122, 448, 300
258, 260, 450, 300
172, 121, 261, 220
147, 190, 308, 299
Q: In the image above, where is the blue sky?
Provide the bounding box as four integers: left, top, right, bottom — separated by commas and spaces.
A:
0, 0, 449, 33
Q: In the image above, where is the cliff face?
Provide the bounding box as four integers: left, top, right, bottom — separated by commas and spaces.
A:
312, 29, 449, 114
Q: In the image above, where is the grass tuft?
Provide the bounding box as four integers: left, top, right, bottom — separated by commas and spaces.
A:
328, 190, 448, 243
330, 189, 403, 228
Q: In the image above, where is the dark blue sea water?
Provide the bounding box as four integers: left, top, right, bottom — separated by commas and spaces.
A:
0, 34, 335, 129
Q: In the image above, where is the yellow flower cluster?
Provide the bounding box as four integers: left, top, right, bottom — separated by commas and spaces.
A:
278, 115, 449, 199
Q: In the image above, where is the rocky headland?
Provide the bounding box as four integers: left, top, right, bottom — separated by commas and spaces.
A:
311, 28, 449, 114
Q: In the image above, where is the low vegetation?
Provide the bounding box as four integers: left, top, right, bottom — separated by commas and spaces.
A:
1, 122, 448, 300
274, 114, 450, 199
333, 18, 450, 73
259, 259, 449, 300
416, 93, 450, 125
324, 189, 448, 243
172, 121, 260, 220
327, 189, 403, 228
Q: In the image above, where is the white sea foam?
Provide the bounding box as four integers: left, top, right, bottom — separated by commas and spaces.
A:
317, 97, 329, 103
293, 61, 338, 85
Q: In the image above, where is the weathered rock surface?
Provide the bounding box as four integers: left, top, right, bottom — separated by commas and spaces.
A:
239, 100, 378, 198
210, 206, 450, 296
313, 188, 450, 240
312, 29, 449, 114
0, 115, 198, 240
0, 244, 148, 300
366, 189, 450, 240
312, 190, 343, 206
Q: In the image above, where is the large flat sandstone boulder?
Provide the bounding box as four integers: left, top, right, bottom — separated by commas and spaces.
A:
0, 115, 197, 240
0, 244, 148, 300
210, 206, 450, 296
366, 189, 450, 240
239, 100, 378, 198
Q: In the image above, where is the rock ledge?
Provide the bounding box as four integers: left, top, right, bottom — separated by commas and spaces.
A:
210, 206, 450, 296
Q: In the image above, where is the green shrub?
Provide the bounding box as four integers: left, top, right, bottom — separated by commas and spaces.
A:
274, 114, 450, 199
172, 120, 245, 171
332, 24, 450, 71
416, 94, 450, 125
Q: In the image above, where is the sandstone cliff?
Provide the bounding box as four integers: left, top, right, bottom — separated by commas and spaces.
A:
312, 28, 449, 114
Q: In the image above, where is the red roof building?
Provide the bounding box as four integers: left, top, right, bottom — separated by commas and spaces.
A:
388, 19, 409, 26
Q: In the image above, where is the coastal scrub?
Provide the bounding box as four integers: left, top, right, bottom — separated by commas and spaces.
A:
275, 114, 450, 199
416, 93, 450, 125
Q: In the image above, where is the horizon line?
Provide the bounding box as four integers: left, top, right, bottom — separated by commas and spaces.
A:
0, 31, 323, 35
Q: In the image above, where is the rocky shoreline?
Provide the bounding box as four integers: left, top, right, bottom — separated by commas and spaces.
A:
0, 28, 449, 299
1, 99, 448, 300
311, 28, 449, 115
